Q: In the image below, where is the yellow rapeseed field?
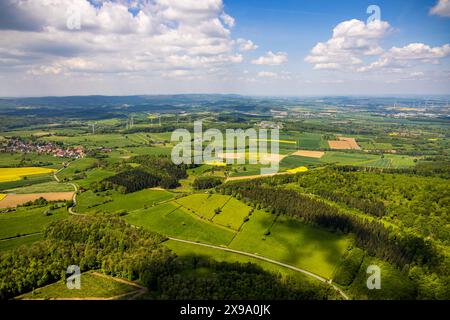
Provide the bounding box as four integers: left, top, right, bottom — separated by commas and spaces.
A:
0, 167, 56, 183
287, 166, 309, 174
0, 194, 6, 201
204, 161, 227, 167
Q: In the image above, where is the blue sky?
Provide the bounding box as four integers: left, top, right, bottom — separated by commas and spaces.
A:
222, 0, 450, 95
0, 0, 449, 96
227, 0, 450, 48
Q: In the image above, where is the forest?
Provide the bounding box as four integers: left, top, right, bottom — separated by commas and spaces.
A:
282, 167, 449, 244
218, 174, 449, 300
193, 176, 224, 190
101, 155, 189, 193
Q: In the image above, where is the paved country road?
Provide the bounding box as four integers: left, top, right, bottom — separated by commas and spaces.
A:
53, 162, 82, 216
168, 237, 350, 300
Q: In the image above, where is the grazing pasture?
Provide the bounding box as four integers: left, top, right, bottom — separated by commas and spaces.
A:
0, 233, 43, 252
43, 134, 147, 148
125, 202, 236, 245
5, 181, 74, 194
165, 240, 318, 282
280, 155, 322, 169
175, 194, 231, 220
0, 153, 68, 168
76, 189, 174, 214
0, 206, 68, 244
229, 212, 350, 278
212, 197, 252, 230
296, 133, 326, 150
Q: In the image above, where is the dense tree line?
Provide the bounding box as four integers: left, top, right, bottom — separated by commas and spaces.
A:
0, 215, 337, 300
278, 167, 449, 244
218, 180, 437, 269
132, 155, 189, 180
106, 169, 165, 193
219, 176, 450, 299
156, 257, 336, 300
334, 160, 450, 179
101, 155, 189, 193
0, 215, 172, 299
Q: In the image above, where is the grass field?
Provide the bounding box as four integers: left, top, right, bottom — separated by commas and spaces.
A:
5, 181, 74, 194
280, 155, 322, 169
0, 173, 54, 191
129, 193, 350, 278
212, 197, 252, 230
119, 146, 173, 157
43, 133, 148, 148
359, 142, 394, 150
77, 189, 174, 214
295, 133, 327, 150
125, 202, 236, 245
56, 158, 98, 181
165, 240, 320, 282
0, 206, 68, 246
251, 138, 297, 145
0, 233, 43, 252
72, 168, 116, 189
0, 152, 68, 168
17, 272, 140, 300
0, 167, 56, 183
320, 152, 378, 166
175, 194, 231, 220
367, 154, 416, 168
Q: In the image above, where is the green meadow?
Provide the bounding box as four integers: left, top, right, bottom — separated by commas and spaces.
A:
0, 206, 69, 251
175, 194, 231, 219
5, 181, 74, 194
0, 233, 44, 252
125, 202, 236, 246
76, 189, 174, 214
17, 272, 139, 300
228, 211, 350, 278
0, 173, 54, 191
127, 193, 350, 279
165, 239, 320, 283
212, 197, 252, 230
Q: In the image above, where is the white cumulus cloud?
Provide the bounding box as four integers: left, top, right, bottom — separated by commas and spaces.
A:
305, 19, 391, 71
430, 0, 450, 17
358, 43, 450, 72
252, 51, 288, 66
0, 0, 247, 81
235, 38, 258, 52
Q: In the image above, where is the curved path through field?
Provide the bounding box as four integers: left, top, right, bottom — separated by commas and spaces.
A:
168, 237, 349, 300
53, 162, 82, 216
